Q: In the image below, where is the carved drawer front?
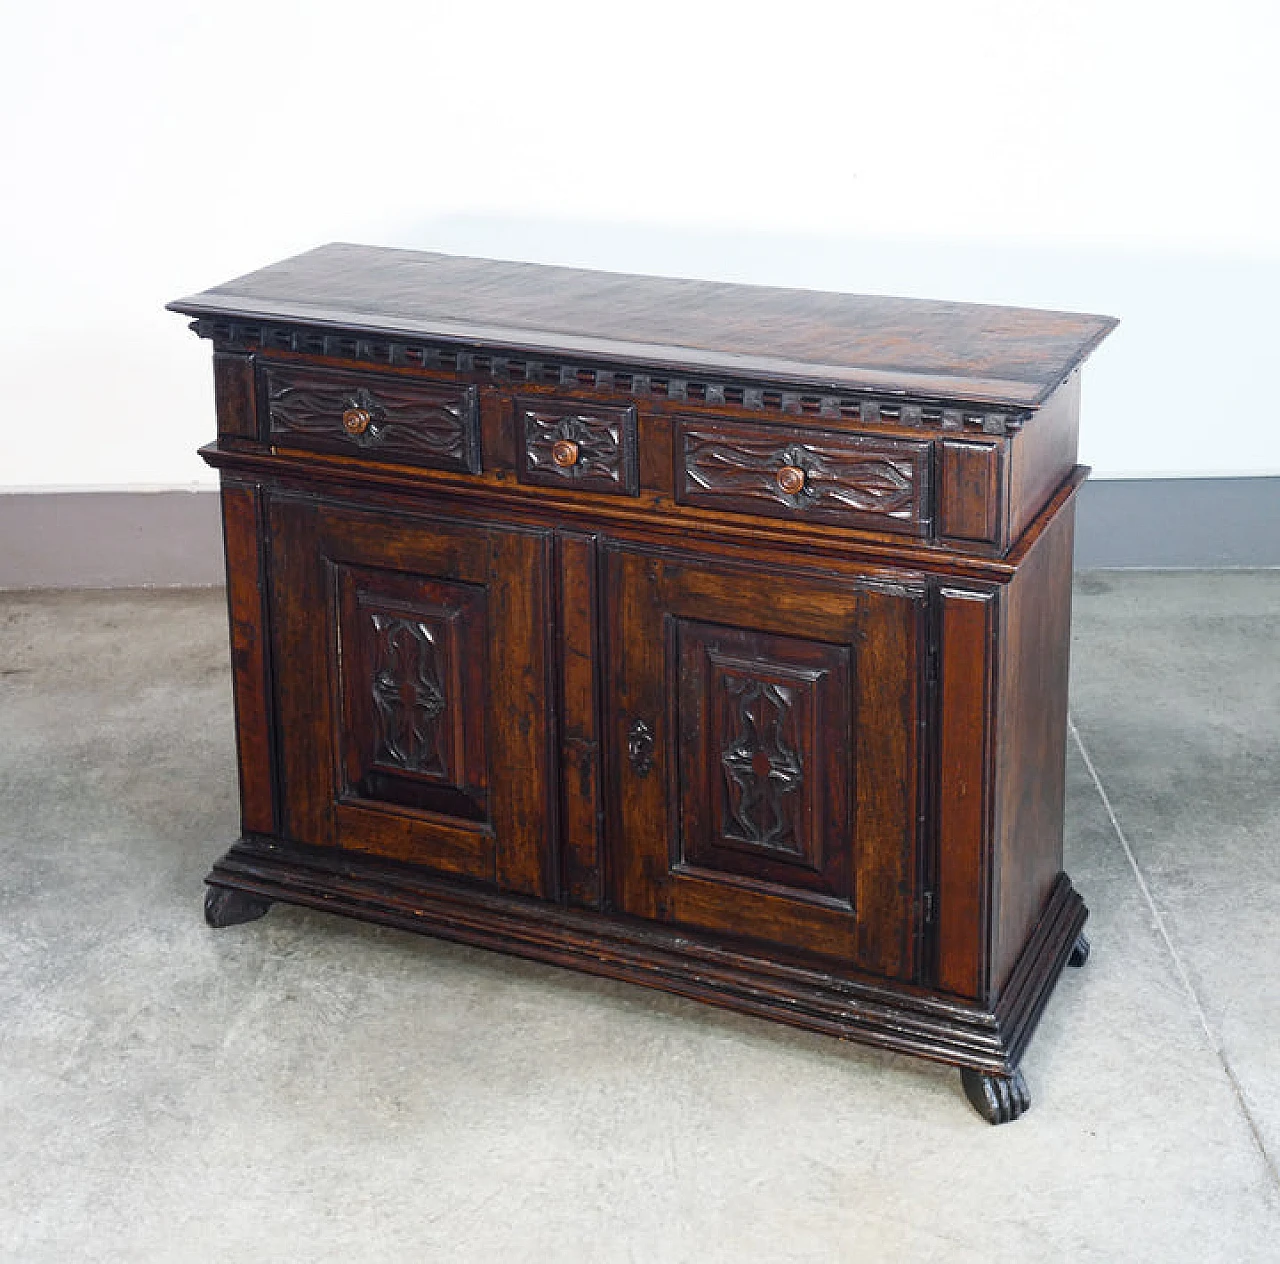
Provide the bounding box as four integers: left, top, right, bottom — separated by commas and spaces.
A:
677, 419, 930, 536
516, 397, 638, 496
262, 361, 481, 473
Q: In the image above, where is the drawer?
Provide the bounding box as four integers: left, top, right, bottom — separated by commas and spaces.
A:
676, 418, 931, 536
261, 361, 481, 474
516, 397, 638, 496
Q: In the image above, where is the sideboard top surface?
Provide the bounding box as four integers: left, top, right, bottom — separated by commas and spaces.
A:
169, 243, 1116, 409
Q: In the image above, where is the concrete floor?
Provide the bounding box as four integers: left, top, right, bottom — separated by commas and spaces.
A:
1, 574, 1278, 1262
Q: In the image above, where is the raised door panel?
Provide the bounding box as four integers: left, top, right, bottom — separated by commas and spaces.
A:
676, 621, 852, 903
335, 565, 490, 823
603, 543, 924, 980
267, 494, 553, 897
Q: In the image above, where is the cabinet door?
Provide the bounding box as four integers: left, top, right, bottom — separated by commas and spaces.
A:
267, 494, 553, 899
603, 543, 923, 980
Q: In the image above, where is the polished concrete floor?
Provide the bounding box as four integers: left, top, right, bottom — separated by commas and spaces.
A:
1, 574, 1278, 1261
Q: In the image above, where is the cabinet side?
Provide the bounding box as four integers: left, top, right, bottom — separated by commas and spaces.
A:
989, 489, 1078, 995
1007, 373, 1081, 546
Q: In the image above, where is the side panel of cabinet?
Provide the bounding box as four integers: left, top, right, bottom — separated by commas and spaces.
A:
267, 493, 554, 898
990, 496, 1077, 993
602, 542, 923, 979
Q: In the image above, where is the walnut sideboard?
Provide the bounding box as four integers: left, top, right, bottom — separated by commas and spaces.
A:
170, 245, 1115, 1123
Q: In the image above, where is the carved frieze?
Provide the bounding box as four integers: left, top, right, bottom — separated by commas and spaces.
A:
193, 316, 1029, 437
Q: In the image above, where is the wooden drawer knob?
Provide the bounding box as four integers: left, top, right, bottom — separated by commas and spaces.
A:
551, 438, 581, 468
776, 463, 806, 495
342, 407, 372, 436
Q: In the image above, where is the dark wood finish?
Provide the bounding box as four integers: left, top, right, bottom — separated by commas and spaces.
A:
516, 397, 638, 495
335, 564, 489, 820
262, 360, 480, 473
678, 419, 930, 536
218, 480, 276, 836
937, 440, 1002, 546
209, 835, 1085, 1072
212, 351, 257, 440
204, 884, 272, 927
557, 531, 603, 907
266, 496, 554, 893
1008, 373, 1082, 543
1069, 932, 1091, 967
935, 587, 996, 999
603, 545, 920, 974
170, 243, 1117, 407
199, 435, 1085, 581
175, 245, 1114, 1122
961, 1066, 1031, 1125
991, 495, 1078, 994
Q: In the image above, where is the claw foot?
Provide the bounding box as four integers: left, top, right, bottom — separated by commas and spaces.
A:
1068, 931, 1091, 968
961, 1067, 1031, 1124
204, 885, 273, 928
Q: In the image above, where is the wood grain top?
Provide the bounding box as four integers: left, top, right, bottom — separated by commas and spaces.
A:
169, 243, 1117, 407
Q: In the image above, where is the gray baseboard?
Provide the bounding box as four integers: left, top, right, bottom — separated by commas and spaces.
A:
0, 491, 226, 589
1074, 476, 1278, 568
0, 478, 1276, 588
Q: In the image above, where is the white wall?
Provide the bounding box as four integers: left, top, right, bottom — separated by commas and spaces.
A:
2, 0, 1277, 489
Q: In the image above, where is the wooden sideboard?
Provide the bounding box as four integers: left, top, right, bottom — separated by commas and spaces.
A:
170, 245, 1115, 1123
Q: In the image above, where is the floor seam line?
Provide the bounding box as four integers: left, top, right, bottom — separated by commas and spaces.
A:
1069, 714, 1280, 1196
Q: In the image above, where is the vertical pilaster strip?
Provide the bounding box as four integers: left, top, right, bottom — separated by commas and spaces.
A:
488, 528, 555, 899
219, 479, 276, 835
936, 587, 997, 1000
212, 351, 258, 439
558, 531, 603, 907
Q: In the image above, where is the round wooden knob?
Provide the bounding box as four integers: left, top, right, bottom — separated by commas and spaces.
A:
342, 407, 372, 436
776, 464, 806, 495
551, 438, 580, 468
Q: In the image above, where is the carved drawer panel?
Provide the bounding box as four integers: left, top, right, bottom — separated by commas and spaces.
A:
516, 397, 638, 496
262, 361, 481, 473
677, 419, 931, 536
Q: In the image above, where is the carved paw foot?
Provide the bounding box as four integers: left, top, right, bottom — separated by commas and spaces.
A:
204, 885, 273, 928
1068, 931, 1091, 968
961, 1067, 1031, 1125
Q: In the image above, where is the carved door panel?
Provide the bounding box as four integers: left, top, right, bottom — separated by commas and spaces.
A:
603, 543, 924, 980
267, 495, 553, 898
